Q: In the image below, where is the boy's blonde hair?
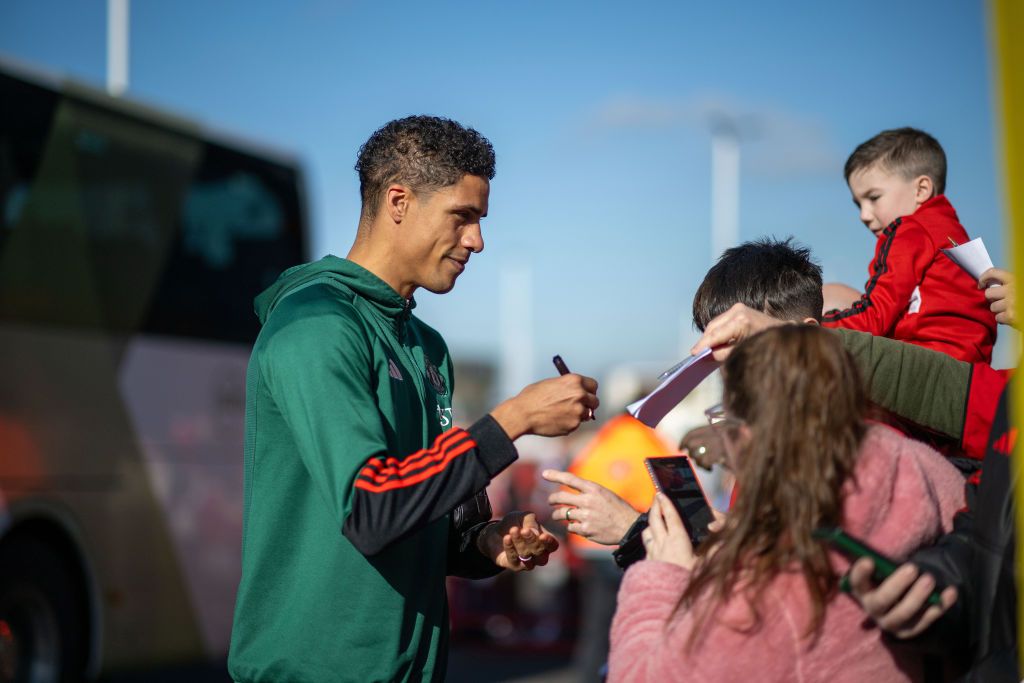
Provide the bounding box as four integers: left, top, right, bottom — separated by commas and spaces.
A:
844, 127, 947, 195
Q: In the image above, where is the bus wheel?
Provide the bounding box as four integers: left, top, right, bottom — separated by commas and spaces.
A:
0, 533, 88, 683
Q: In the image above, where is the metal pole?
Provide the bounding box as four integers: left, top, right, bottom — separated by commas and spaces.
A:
107, 0, 129, 96
499, 263, 534, 407
710, 125, 740, 264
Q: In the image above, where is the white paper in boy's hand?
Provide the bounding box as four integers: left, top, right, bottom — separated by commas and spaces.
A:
942, 237, 994, 282
627, 348, 718, 428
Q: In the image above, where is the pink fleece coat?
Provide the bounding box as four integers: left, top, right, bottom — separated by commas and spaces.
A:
608, 425, 965, 683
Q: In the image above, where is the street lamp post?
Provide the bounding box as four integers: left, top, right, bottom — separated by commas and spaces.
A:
107, 0, 129, 96
709, 117, 740, 265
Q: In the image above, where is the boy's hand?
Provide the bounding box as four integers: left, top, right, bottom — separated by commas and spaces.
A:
979, 267, 1017, 328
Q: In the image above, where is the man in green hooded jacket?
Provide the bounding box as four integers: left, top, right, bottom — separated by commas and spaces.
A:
228, 116, 599, 683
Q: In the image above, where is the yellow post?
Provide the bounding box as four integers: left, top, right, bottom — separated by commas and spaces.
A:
990, 0, 1024, 670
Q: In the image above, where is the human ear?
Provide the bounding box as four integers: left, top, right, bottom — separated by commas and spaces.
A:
913, 175, 935, 204
385, 184, 412, 224
803, 317, 821, 326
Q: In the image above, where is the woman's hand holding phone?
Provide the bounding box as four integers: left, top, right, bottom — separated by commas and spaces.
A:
642, 493, 698, 570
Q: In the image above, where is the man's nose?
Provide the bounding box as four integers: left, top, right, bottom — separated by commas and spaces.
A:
462, 223, 484, 253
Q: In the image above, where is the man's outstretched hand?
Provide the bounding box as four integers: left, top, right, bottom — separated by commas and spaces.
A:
491, 373, 599, 441
478, 511, 559, 572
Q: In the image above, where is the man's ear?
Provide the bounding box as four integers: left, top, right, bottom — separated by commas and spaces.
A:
913, 175, 935, 205
385, 184, 412, 224
803, 317, 821, 326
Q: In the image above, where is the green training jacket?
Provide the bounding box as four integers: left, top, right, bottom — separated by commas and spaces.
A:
228, 256, 517, 683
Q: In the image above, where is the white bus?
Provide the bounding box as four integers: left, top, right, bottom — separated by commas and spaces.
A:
0, 58, 308, 681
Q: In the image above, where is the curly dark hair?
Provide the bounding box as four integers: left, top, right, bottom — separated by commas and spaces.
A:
692, 237, 824, 331
844, 127, 946, 194
355, 115, 496, 218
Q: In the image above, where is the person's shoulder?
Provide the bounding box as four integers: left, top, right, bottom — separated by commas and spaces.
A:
258, 282, 371, 360
903, 195, 968, 244
272, 278, 359, 313
847, 425, 921, 504
889, 213, 933, 249
263, 281, 366, 331
849, 425, 964, 539
857, 423, 948, 472
409, 312, 443, 339
409, 313, 450, 353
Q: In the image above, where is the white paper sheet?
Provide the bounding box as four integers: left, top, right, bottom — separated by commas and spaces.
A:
942, 237, 994, 282
626, 348, 718, 427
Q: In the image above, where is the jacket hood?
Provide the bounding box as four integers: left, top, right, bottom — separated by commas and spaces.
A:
254, 255, 414, 324
841, 424, 965, 560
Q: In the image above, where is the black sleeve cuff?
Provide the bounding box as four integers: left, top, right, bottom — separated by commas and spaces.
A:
447, 520, 503, 579
468, 414, 519, 478
613, 513, 649, 570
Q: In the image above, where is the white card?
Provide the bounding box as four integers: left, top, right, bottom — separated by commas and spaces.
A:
942, 237, 994, 282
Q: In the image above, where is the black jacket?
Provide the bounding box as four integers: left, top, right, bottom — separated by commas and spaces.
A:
912, 382, 1018, 682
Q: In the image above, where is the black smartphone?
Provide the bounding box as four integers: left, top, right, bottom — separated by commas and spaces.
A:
644, 455, 715, 547
813, 527, 944, 606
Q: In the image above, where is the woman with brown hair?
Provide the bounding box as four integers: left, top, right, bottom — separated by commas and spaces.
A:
607, 325, 964, 682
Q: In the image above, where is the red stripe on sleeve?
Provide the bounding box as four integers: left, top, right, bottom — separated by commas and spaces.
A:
360, 428, 468, 477
354, 439, 477, 493
359, 432, 473, 483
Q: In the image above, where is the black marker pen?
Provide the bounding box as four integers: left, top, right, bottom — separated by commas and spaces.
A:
552, 355, 594, 420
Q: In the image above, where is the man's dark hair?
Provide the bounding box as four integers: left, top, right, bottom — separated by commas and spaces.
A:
843, 127, 947, 195
692, 237, 823, 332
355, 115, 496, 218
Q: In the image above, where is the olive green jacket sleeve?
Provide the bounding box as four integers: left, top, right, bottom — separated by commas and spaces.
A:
833, 328, 970, 441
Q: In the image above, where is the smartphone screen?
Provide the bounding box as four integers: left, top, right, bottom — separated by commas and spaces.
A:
644, 456, 715, 546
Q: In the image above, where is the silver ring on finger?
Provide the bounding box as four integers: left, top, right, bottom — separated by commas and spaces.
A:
565, 507, 572, 522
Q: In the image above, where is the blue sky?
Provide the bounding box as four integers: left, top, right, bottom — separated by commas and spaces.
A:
2, 0, 1015, 375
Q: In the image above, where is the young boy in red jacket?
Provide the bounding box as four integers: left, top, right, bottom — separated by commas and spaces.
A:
822, 127, 997, 363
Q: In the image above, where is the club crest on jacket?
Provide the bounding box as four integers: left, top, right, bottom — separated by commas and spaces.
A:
425, 359, 448, 396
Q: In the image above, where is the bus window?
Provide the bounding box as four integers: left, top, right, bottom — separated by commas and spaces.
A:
143, 142, 306, 344
0, 94, 201, 334
0, 72, 59, 263
0, 81, 305, 344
